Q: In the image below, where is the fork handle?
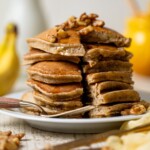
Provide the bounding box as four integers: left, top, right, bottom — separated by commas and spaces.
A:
0, 97, 20, 108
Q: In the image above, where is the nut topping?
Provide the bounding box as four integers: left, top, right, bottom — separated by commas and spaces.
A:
89, 13, 99, 20
57, 13, 104, 30
130, 104, 146, 115
76, 19, 87, 26
79, 25, 94, 35
59, 21, 68, 30
68, 16, 77, 28
0, 131, 25, 150
57, 29, 69, 39
47, 13, 105, 43
84, 18, 92, 25
93, 20, 105, 27
49, 35, 57, 43
79, 12, 88, 21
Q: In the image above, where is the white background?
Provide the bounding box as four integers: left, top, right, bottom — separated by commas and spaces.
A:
0, 0, 148, 34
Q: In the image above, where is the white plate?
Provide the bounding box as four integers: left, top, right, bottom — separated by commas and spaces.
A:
0, 90, 149, 133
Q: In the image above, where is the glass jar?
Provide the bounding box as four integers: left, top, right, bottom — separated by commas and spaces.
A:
125, 14, 150, 76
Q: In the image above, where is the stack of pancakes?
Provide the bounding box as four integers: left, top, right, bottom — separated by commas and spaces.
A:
23, 27, 85, 117
23, 13, 149, 118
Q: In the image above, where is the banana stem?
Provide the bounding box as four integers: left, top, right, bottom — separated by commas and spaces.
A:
6, 23, 18, 36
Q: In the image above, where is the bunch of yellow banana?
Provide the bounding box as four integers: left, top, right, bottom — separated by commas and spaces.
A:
0, 23, 19, 96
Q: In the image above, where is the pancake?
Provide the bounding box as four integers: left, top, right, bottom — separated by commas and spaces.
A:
21, 92, 65, 115
83, 45, 132, 67
33, 90, 83, 108
27, 61, 82, 84
35, 99, 82, 110
23, 48, 80, 65
27, 27, 85, 56
90, 81, 133, 94
26, 79, 83, 100
86, 71, 133, 85
21, 92, 82, 118
79, 26, 131, 47
89, 101, 149, 118
83, 60, 132, 74
92, 89, 140, 105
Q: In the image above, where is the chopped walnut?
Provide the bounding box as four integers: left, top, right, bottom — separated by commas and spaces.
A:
89, 13, 99, 20
121, 109, 130, 116
68, 21, 75, 28
57, 29, 69, 39
93, 20, 105, 27
58, 21, 68, 30
79, 12, 88, 21
77, 17, 92, 26
79, 13, 98, 25
84, 18, 92, 25
0, 131, 25, 150
68, 16, 77, 28
76, 19, 87, 26
54, 26, 60, 31
130, 104, 146, 115
9, 133, 25, 140
55, 13, 105, 30
79, 25, 94, 35
49, 35, 57, 43
46, 31, 57, 43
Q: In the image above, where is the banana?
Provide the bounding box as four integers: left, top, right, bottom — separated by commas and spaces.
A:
0, 23, 19, 96
0, 27, 10, 57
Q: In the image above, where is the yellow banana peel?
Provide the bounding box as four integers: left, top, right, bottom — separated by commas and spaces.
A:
0, 23, 19, 96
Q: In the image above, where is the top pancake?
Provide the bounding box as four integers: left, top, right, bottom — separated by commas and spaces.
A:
27, 61, 82, 84
26, 14, 131, 58
23, 48, 80, 65
27, 27, 85, 56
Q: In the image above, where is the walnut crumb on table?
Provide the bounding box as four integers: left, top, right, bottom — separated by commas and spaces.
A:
0, 131, 25, 150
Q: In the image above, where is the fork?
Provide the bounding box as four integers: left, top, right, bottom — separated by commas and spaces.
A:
0, 97, 95, 118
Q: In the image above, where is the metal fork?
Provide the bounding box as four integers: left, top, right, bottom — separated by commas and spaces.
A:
0, 97, 95, 118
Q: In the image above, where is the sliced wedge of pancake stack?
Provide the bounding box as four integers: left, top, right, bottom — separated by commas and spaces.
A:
23, 13, 149, 118
80, 17, 149, 117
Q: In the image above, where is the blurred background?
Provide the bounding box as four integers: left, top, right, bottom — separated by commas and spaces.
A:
0, 0, 150, 95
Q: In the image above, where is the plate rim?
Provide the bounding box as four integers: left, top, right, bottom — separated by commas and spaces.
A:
0, 109, 142, 123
